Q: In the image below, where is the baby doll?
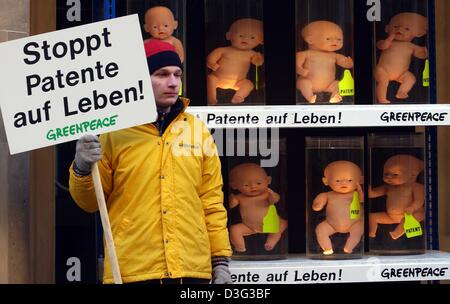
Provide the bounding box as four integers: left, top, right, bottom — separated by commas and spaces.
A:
296, 21, 353, 104
374, 12, 428, 103
312, 161, 364, 255
228, 163, 287, 252
369, 154, 424, 239
207, 18, 264, 105
144, 6, 185, 62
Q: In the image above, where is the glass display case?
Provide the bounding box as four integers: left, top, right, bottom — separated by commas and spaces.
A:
295, 0, 354, 105
126, 0, 187, 94
226, 134, 288, 260
51, 0, 450, 285
372, 0, 429, 104
368, 133, 426, 255
305, 136, 364, 259
204, 0, 265, 106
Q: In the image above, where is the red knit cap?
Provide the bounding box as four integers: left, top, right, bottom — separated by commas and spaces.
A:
144, 40, 182, 74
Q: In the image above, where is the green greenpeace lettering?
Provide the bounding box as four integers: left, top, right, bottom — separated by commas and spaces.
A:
46, 114, 118, 141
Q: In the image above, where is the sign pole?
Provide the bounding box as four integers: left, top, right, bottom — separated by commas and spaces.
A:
91, 162, 122, 284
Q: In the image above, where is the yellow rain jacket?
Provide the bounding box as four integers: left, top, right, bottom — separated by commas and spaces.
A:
69, 98, 232, 283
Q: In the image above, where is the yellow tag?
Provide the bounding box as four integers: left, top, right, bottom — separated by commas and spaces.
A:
350, 191, 360, 219
422, 59, 429, 87
178, 82, 183, 96
404, 213, 423, 238
263, 205, 280, 233
339, 69, 354, 96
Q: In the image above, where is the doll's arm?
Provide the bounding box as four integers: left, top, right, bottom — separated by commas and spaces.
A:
267, 188, 281, 205
377, 34, 396, 50
356, 183, 364, 203
251, 52, 264, 66
207, 48, 225, 71
413, 45, 428, 60
368, 185, 387, 198
173, 38, 185, 63
296, 51, 309, 77
336, 54, 354, 69
405, 183, 425, 214
229, 194, 240, 209
312, 192, 328, 211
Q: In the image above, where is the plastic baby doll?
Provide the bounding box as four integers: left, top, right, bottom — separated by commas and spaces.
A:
312, 161, 364, 255
296, 21, 353, 104
144, 6, 185, 62
207, 18, 264, 105
374, 13, 428, 103
369, 154, 424, 239
228, 163, 287, 252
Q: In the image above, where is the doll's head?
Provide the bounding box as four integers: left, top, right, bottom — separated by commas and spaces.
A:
301, 20, 344, 52
385, 12, 428, 42
144, 6, 178, 40
229, 163, 271, 197
322, 161, 363, 194
383, 154, 424, 185
226, 18, 264, 50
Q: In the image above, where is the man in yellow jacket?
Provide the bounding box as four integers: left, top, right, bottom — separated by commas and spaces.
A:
69, 40, 232, 284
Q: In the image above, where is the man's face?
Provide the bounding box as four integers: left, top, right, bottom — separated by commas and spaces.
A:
151, 66, 182, 111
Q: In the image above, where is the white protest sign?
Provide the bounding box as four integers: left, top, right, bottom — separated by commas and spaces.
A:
0, 14, 156, 155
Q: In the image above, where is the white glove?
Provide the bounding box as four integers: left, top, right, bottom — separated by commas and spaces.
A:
74, 134, 102, 175
212, 257, 232, 284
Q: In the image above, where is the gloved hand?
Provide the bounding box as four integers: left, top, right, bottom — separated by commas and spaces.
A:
212, 257, 232, 284
74, 134, 102, 175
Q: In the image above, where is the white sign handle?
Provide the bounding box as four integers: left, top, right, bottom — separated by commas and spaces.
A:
91, 162, 123, 284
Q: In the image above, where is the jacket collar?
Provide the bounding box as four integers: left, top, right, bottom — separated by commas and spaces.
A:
154, 97, 190, 135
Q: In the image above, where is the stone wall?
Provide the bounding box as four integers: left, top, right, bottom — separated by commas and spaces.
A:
0, 0, 31, 283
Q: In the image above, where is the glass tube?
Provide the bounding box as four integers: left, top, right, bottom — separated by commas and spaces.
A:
205, 0, 265, 106
295, 0, 354, 105
305, 136, 364, 259
127, 0, 187, 94
227, 132, 287, 260
368, 133, 426, 255
373, 0, 429, 104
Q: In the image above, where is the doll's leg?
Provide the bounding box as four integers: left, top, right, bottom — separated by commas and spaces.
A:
296, 78, 316, 103
229, 223, 255, 252
344, 220, 364, 253
413, 207, 425, 222
326, 80, 342, 103
390, 219, 405, 240
369, 212, 398, 237
207, 74, 219, 105
374, 66, 391, 103
396, 71, 416, 99
264, 218, 288, 251
232, 79, 254, 103
315, 221, 337, 255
